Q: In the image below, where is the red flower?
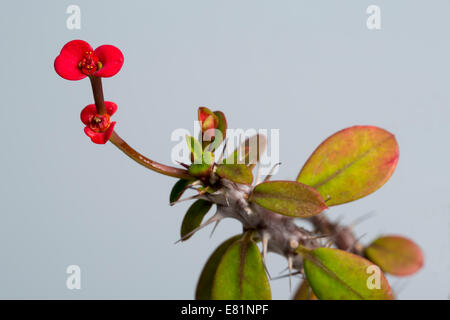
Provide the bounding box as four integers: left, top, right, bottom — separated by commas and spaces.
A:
80, 101, 117, 144
55, 40, 124, 81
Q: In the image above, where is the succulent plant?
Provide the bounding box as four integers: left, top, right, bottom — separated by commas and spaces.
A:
55, 40, 423, 300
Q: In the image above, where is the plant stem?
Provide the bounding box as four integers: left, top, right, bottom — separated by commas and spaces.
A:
87, 75, 189, 179
310, 215, 363, 255
89, 76, 106, 115
109, 131, 191, 179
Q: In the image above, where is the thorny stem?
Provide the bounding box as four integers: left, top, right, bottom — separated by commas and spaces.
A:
88, 75, 191, 180
109, 131, 191, 179
310, 215, 363, 255
87, 74, 363, 270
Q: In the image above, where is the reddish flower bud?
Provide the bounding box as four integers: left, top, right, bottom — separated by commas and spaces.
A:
198, 107, 219, 133
55, 40, 124, 81
80, 101, 118, 144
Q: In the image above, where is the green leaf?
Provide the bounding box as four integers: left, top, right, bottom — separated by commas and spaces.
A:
364, 235, 424, 276
169, 179, 194, 204
188, 163, 212, 177
186, 135, 204, 164
180, 200, 213, 241
297, 126, 399, 206
212, 232, 271, 300
299, 247, 393, 300
186, 135, 214, 163
293, 280, 317, 300
215, 164, 253, 185
249, 180, 327, 218
195, 235, 241, 300
214, 111, 227, 142
224, 134, 266, 167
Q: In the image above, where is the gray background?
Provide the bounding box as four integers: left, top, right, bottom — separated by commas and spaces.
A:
0, 0, 449, 299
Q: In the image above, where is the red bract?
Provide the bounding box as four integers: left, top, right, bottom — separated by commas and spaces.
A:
80, 101, 117, 144
55, 40, 124, 81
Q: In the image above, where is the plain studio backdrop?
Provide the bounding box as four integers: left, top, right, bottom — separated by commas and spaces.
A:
0, 0, 449, 299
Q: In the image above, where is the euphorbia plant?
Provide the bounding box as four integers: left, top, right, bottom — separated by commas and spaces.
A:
55, 40, 424, 300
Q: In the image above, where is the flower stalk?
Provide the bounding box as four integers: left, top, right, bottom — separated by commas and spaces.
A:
108, 131, 191, 179
89, 75, 106, 115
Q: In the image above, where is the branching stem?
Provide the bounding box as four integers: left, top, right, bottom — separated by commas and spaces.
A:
88, 75, 191, 180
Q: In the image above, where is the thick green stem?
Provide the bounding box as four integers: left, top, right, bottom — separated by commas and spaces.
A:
109, 131, 191, 179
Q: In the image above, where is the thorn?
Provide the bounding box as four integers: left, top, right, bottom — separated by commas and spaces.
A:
289, 239, 299, 249
392, 279, 409, 296
347, 233, 367, 252
263, 260, 272, 281
278, 266, 288, 275
254, 161, 262, 185
334, 215, 344, 226
262, 233, 269, 263
186, 180, 203, 190
349, 211, 376, 229
262, 232, 271, 279
176, 161, 190, 169
174, 214, 222, 244
263, 162, 282, 183
209, 219, 221, 238
225, 196, 230, 207
200, 189, 229, 207
238, 198, 252, 215
170, 194, 203, 206
288, 255, 293, 293
271, 270, 302, 281
217, 138, 229, 164
304, 234, 331, 241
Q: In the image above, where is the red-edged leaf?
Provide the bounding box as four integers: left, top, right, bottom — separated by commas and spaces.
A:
213, 111, 227, 142
297, 126, 399, 206
169, 179, 195, 204
299, 247, 393, 300
196, 235, 241, 300
249, 181, 327, 218
198, 107, 218, 130
202, 110, 227, 152
180, 200, 213, 241
293, 280, 317, 300
215, 164, 253, 185
364, 235, 424, 276
186, 135, 214, 177
198, 107, 219, 150
212, 232, 271, 300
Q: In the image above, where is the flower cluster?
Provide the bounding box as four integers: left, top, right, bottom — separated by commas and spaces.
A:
54, 40, 124, 144
80, 102, 117, 144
